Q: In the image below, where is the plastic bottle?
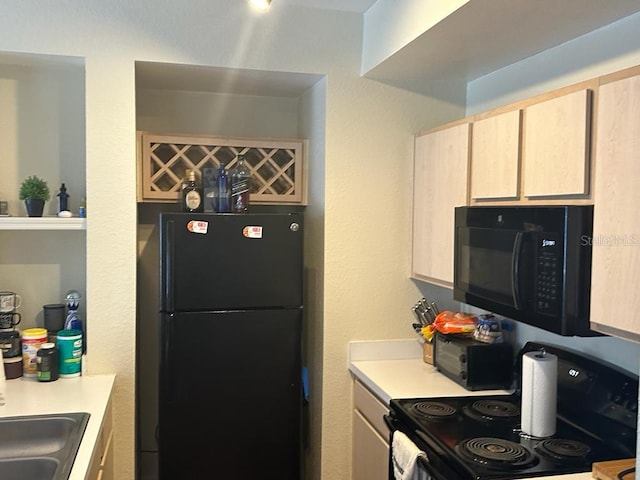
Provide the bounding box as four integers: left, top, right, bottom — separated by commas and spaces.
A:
216, 162, 231, 213
78, 197, 86, 218
181, 169, 203, 213
231, 155, 251, 213
37, 343, 59, 382
64, 290, 85, 354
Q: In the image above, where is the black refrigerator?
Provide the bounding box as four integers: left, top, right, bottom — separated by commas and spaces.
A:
158, 212, 303, 479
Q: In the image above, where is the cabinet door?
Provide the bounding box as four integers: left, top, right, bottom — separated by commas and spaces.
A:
523, 89, 592, 197
352, 410, 389, 480
412, 124, 470, 286
471, 110, 521, 200
590, 74, 640, 339
97, 430, 114, 480
88, 399, 114, 480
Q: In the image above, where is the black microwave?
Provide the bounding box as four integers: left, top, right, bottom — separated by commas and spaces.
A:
453, 205, 594, 336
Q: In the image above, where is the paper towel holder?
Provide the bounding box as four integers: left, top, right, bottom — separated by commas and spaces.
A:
534, 348, 548, 359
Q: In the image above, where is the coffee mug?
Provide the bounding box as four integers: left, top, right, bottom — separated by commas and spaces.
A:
0, 329, 21, 358
0, 312, 21, 329
0, 292, 22, 313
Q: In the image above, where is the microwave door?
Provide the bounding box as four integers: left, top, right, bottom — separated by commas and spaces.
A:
455, 227, 532, 310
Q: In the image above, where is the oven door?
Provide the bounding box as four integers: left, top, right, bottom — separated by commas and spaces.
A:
384, 414, 465, 480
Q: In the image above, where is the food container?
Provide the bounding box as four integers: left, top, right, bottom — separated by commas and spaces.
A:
422, 341, 434, 365
37, 342, 59, 382
57, 329, 82, 378
22, 328, 47, 378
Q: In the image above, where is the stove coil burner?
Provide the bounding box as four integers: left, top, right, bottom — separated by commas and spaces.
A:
410, 401, 458, 421
536, 439, 591, 464
457, 437, 536, 469
463, 399, 520, 423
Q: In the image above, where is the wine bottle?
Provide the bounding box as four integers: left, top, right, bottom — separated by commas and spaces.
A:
216, 162, 231, 213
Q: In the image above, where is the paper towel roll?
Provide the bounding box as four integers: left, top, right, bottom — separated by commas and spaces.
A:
521, 350, 557, 437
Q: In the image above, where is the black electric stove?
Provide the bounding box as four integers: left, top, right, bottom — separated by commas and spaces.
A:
387, 342, 637, 480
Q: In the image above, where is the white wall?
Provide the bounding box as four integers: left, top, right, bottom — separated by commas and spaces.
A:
136, 89, 301, 138
467, 12, 640, 113
362, 0, 468, 74
0, 2, 467, 479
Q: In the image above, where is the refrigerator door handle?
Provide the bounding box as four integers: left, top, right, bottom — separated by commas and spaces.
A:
161, 313, 174, 404
163, 219, 175, 312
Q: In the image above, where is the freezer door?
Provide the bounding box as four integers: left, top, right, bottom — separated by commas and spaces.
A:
158, 309, 302, 480
160, 213, 302, 311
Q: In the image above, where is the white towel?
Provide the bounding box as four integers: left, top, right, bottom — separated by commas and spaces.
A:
391, 431, 428, 480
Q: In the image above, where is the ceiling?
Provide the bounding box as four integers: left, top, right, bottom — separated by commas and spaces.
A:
276, 0, 377, 13
136, 63, 324, 97
363, 0, 640, 90
136, 0, 640, 98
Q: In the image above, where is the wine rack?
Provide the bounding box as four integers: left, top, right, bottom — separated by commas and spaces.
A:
137, 133, 306, 205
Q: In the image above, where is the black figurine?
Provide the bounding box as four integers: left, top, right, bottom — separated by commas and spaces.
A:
57, 183, 69, 212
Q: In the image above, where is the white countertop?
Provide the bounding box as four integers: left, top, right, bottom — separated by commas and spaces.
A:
347, 340, 593, 480
0, 374, 116, 480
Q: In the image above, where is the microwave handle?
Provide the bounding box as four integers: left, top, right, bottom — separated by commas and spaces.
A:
511, 232, 525, 310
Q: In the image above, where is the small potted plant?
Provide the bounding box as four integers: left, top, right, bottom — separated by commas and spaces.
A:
19, 175, 50, 217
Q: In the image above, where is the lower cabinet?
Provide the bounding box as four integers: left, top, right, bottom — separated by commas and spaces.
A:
352, 379, 389, 480
87, 398, 114, 480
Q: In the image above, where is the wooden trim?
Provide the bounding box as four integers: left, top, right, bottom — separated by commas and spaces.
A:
410, 273, 453, 290
416, 64, 640, 140
137, 132, 307, 205
597, 64, 640, 86
415, 118, 471, 137
591, 322, 640, 344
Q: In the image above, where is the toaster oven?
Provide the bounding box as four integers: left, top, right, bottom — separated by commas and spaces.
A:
434, 332, 514, 390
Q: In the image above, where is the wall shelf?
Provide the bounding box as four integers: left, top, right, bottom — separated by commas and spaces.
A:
0, 216, 86, 231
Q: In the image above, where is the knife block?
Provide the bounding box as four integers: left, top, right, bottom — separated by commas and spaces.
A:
423, 342, 434, 364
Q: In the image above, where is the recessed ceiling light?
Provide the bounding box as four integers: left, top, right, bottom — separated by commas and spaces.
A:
250, 0, 271, 10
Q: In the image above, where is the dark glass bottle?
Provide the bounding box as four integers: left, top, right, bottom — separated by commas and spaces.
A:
231, 156, 251, 213
181, 169, 203, 213
57, 183, 69, 212
216, 162, 231, 213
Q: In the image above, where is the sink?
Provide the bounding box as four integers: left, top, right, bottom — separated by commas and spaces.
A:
0, 458, 59, 480
0, 412, 90, 480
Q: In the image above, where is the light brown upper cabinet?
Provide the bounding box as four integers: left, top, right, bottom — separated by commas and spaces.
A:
412, 122, 470, 287
522, 89, 592, 198
590, 69, 640, 341
470, 109, 522, 200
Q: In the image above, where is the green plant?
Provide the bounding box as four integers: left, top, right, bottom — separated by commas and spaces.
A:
19, 175, 50, 201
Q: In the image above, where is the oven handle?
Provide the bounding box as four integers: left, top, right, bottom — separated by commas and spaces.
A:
384, 414, 449, 480
383, 413, 396, 433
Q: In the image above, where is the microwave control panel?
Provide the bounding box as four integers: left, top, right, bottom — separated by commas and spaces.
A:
535, 233, 561, 316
